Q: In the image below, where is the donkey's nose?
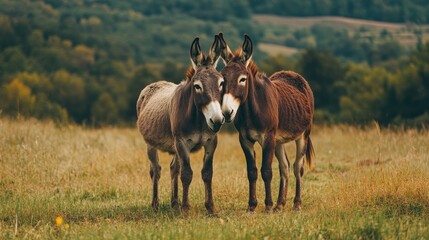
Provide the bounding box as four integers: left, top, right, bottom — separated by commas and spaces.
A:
210, 118, 223, 132
224, 109, 234, 122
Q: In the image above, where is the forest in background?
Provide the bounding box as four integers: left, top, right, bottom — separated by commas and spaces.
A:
0, 0, 428, 126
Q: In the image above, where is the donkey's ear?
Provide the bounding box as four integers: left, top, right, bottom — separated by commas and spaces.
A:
218, 32, 233, 64
208, 35, 222, 68
190, 37, 203, 70
239, 34, 253, 68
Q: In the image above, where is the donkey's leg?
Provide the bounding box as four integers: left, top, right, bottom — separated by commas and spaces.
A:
273, 143, 290, 212
170, 154, 180, 210
147, 145, 161, 211
201, 135, 218, 214
239, 134, 258, 212
261, 134, 275, 212
293, 136, 306, 211
175, 138, 192, 213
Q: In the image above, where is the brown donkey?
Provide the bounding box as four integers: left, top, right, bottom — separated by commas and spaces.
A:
137, 36, 225, 214
218, 33, 315, 212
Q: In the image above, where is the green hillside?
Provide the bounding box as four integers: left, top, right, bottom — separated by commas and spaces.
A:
255, 14, 429, 54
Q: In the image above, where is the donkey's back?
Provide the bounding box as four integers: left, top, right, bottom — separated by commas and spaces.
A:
270, 70, 314, 138
270, 70, 313, 101
137, 81, 177, 153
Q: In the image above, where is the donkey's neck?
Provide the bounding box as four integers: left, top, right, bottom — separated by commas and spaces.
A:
248, 73, 266, 115
239, 71, 275, 130
171, 81, 205, 136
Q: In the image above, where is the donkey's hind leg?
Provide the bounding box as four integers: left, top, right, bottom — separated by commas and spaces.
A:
170, 154, 180, 210
147, 145, 161, 211
273, 143, 290, 212
293, 136, 306, 211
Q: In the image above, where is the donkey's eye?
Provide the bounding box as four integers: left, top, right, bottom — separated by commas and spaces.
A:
239, 77, 247, 83
219, 81, 225, 91
194, 84, 202, 91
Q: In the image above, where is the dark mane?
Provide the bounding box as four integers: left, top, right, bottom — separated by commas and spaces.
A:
233, 48, 258, 77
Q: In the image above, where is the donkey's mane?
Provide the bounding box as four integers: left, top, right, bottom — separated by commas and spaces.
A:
233, 48, 258, 77
185, 66, 195, 81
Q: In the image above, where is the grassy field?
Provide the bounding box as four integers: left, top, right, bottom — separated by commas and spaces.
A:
1, 118, 429, 239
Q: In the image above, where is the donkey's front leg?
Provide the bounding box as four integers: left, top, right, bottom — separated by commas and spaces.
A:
170, 154, 180, 210
201, 135, 218, 214
239, 134, 258, 212
175, 138, 192, 213
261, 133, 275, 212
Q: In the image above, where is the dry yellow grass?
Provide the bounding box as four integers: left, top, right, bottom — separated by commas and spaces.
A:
1, 118, 428, 238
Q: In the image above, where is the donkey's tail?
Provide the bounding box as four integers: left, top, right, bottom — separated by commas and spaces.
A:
305, 130, 315, 169
136, 89, 146, 117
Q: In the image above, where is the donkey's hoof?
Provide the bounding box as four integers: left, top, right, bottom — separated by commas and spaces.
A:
206, 208, 216, 216
264, 206, 273, 213
151, 201, 159, 212
247, 200, 258, 212
273, 205, 283, 212
206, 208, 216, 215
247, 206, 257, 213
205, 202, 216, 215
207, 211, 219, 218
181, 204, 191, 214
171, 201, 180, 211
293, 199, 302, 211
293, 204, 302, 211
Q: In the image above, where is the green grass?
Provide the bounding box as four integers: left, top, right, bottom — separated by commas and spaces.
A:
1, 118, 429, 239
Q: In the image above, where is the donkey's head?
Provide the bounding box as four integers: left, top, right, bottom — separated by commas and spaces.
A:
218, 33, 253, 122
189, 36, 225, 132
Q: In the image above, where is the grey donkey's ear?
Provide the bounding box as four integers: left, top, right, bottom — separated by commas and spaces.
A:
239, 34, 253, 68
208, 35, 222, 68
218, 32, 233, 64
190, 37, 203, 70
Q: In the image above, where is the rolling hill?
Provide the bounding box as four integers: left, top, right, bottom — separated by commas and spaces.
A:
254, 14, 429, 56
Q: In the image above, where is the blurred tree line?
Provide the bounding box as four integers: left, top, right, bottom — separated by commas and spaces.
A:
0, 0, 428, 126
251, 0, 429, 24
259, 43, 429, 125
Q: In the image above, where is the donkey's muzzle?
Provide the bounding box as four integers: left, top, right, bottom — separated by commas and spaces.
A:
210, 117, 225, 132
221, 93, 239, 122
223, 109, 234, 123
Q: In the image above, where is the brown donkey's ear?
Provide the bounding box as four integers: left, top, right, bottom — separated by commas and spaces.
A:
190, 37, 203, 70
218, 32, 233, 64
239, 34, 253, 68
208, 35, 222, 68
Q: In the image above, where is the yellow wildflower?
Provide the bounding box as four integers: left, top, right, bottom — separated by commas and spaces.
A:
55, 215, 63, 227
